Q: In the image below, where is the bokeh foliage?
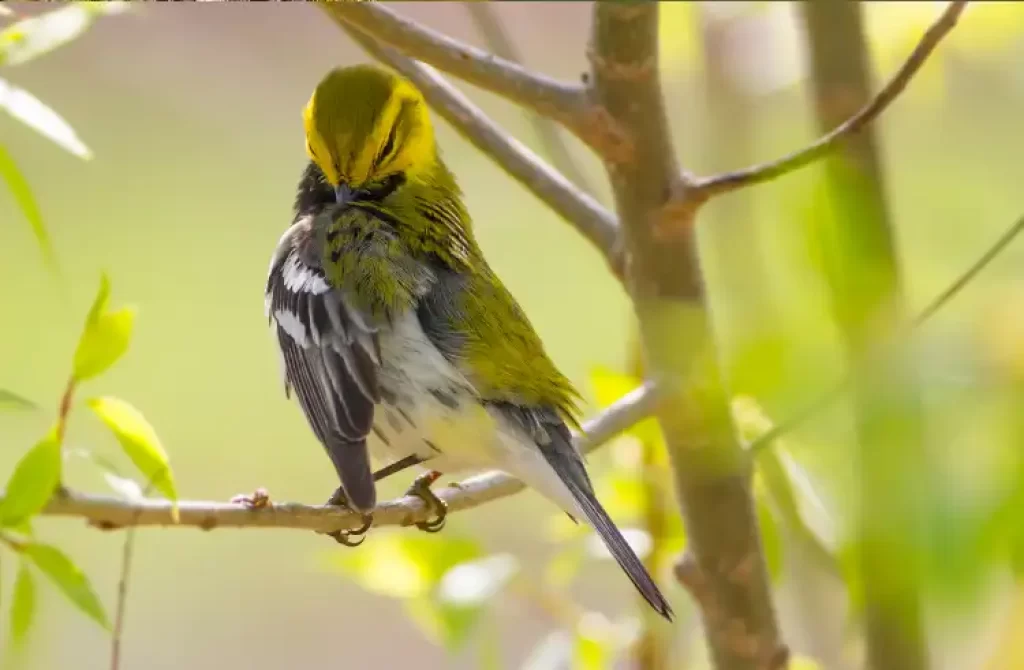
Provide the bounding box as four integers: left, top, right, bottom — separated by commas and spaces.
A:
3, 3, 1024, 670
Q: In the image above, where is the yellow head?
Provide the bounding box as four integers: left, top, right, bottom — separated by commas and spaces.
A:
303, 65, 435, 196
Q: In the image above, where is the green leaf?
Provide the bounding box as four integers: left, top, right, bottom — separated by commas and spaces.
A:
544, 544, 584, 589
0, 388, 38, 412
0, 428, 61, 527
405, 596, 481, 653
86, 396, 176, 506
22, 542, 108, 629
573, 615, 615, 670
589, 367, 662, 445
426, 554, 519, 653
0, 77, 91, 159
10, 561, 36, 645
790, 657, 823, 670
0, 4, 129, 67
0, 145, 56, 270
756, 499, 784, 580
328, 532, 482, 600
72, 274, 136, 381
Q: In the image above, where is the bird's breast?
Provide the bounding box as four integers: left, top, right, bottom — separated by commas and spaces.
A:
370, 310, 494, 474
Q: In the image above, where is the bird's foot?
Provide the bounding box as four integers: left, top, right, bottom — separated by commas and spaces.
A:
406, 471, 446, 533
322, 486, 373, 547
231, 487, 271, 509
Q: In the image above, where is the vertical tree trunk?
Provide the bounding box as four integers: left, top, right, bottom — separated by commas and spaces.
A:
801, 3, 929, 670
590, 5, 786, 669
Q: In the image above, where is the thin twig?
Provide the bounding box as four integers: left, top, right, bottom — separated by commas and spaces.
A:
338, 22, 624, 277
465, 2, 597, 195
748, 209, 1024, 455
320, 3, 611, 152
109, 526, 136, 669
109, 476, 160, 670
693, 0, 968, 198
12, 383, 658, 533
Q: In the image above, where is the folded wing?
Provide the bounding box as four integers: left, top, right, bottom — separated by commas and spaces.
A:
266, 221, 381, 512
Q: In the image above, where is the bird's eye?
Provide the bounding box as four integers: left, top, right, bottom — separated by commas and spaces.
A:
376, 123, 399, 167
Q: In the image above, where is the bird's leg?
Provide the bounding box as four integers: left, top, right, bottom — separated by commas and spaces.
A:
317, 456, 426, 547
373, 455, 425, 482
405, 470, 447, 533
322, 487, 373, 547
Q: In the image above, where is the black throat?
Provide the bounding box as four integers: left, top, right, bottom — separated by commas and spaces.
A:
292, 161, 405, 221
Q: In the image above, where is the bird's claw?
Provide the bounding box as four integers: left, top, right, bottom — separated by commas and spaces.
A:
231, 487, 271, 509
322, 486, 373, 547
406, 471, 447, 533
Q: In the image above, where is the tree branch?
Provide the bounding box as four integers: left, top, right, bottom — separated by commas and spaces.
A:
590, 4, 786, 669
693, 0, 967, 198
336, 21, 624, 277
17, 383, 658, 534
319, 3, 625, 158
464, 2, 597, 195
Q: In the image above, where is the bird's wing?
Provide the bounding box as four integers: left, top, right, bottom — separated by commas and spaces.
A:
265, 218, 381, 512
500, 404, 673, 620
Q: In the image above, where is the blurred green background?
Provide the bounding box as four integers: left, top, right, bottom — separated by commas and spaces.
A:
4, 2, 1024, 669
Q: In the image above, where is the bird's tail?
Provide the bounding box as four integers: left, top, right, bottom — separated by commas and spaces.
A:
563, 474, 674, 621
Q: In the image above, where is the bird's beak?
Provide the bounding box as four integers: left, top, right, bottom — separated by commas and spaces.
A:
335, 183, 353, 205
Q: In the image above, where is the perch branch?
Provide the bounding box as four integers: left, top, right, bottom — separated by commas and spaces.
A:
337, 21, 624, 277
14, 383, 658, 534
693, 0, 967, 198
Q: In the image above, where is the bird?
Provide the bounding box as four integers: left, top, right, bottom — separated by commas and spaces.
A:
264, 64, 672, 621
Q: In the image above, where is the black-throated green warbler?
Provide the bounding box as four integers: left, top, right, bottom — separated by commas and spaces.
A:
265, 65, 671, 620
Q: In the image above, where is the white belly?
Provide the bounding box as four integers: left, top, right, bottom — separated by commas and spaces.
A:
369, 311, 581, 517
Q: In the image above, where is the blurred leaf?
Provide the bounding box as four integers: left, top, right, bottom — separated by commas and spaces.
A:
103, 472, 143, 501
22, 542, 109, 629
584, 527, 652, 563
837, 543, 865, 618
73, 274, 135, 380
86, 397, 176, 506
736, 396, 840, 565
430, 555, 518, 651
790, 657, 823, 670
0, 3, 129, 67
437, 553, 519, 608
0, 428, 61, 527
521, 630, 573, 670
0, 145, 56, 269
406, 596, 480, 653
593, 468, 646, 523
65, 447, 144, 500
478, 615, 504, 670
589, 367, 662, 446
0, 388, 38, 412
329, 531, 482, 600
329, 532, 492, 652
658, 1, 699, 72
9, 560, 36, 645
6, 518, 33, 537
756, 498, 784, 580
544, 544, 584, 589
0, 77, 91, 158
573, 614, 615, 670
